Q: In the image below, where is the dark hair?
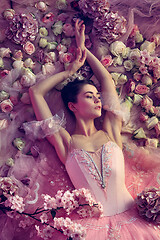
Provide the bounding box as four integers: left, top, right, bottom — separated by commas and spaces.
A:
61, 78, 96, 115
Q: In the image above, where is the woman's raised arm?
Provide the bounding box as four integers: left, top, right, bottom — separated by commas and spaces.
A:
75, 20, 122, 148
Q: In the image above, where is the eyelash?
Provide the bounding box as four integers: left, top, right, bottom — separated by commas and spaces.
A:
86, 96, 101, 99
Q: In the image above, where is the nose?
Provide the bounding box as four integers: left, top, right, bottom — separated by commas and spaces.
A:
94, 96, 101, 103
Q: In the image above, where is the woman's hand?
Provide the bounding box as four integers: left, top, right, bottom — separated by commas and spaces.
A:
67, 47, 86, 75
75, 19, 86, 51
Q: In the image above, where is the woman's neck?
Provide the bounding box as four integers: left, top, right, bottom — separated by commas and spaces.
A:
74, 118, 97, 137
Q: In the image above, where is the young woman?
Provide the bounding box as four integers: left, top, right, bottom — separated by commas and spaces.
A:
29, 20, 160, 239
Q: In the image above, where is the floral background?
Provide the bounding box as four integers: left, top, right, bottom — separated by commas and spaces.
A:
0, 0, 160, 240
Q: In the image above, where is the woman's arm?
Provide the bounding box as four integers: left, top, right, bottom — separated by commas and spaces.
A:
75, 20, 122, 148
29, 48, 86, 163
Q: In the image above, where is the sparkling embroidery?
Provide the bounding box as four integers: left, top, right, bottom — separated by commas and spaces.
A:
80, 142, 113, 189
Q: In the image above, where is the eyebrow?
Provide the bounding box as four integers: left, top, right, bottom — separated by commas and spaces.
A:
84, 91, 101, 95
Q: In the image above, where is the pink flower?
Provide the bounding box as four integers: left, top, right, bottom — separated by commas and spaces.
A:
40, 213, 48, 223
139, 112, 149, 122
101, 55, 113, 67
63, 23, 74, 37
135, 84, 149, 95
13, 50, 23, 61
0, 119, 9, 130
24, 58, 35, 69
141, 95, 153, 112
0, 47, 11, 58
44, 52, 57, 63
3, 9, 15, 21
150, 33, 160, 47
57, 13, 69, 22
126, 79, 135, 94
23, 41, 35, 55
57, 44, 67, 53
0, 99, 13, 113
139, 65, 148, 75
0, 70, 10, 78
35, 1, 48, 12
42, 12, 55, 23
10, 95, 19, 105
129, 24, 139, 38
20, 73, 36, 87
59, 52, 73, 63
5, 195, 25, 213
133, 72, 142, 81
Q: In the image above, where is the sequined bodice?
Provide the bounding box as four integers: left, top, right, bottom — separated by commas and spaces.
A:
65, 141, 134, 216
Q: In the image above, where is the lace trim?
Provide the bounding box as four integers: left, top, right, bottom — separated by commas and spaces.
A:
80, 142, 113, 189
23, 111, 66, 140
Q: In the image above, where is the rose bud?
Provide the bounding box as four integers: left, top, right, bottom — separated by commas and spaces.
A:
63, 23, 74, 37
47, 42, 58, 50
133, 127, 147, 139
3, 9, 15, 21
20, 69, 36, 87
6, 157, 14, 167
57, 44, 67, 53
140, 40, 155, 54
0, 47, 11, 58
154, 122, 160, 137
141, 95, 153, 112
56, 0, 68, 10
0, 90, 9, 102
39, 27, 48, 37
145, 138, 159, 148
39, 38, 48, 48
133, 94, 143, 105
35, 1, 47, 12
12, 50, 23, 61
139, 112, 149, 122
59, 52, 73, 63
126, 79, 135, 94
24, 58, 35, 69
23, 41, 35, 55
0, 119, 9, 130
135, 84, 149, 94
13, 137, 25, 151
135, 32, 143, 43
141, 74, 152, 86
146, 116, 159, 130
0, 99, 13, 113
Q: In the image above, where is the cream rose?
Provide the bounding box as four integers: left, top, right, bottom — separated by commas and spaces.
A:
123, 60, 134, 71
3, 9, 15, 21
24, 58, 35, 69
128, 48, 141, 62
140, 40, 155, 54
39, 27, 48, 37
56, 0, 68, 10
13, 138, 25, 151
47, 42, 58, 50
20, 68, 36, 87
0, 90, 9, 102
35, 1, 47, 12
0, 119, 9, 130
0, 47, 11, 58
12, 60, 24, 69
39, 38, 48, 48
23, 41, 35, 55
12, 50, 23, 61
52, 21, 63, 36
110, 41, 127, 57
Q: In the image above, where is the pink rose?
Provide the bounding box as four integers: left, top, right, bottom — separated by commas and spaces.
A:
140, 95, 153, 112
59, 52, 73, 63
20, 71, 36, 87
135, 84, 149, 95
63, 23, 74, 37
0, 99, 13, 113
0, 119, 9, 130
10, 95, 19, 106
13, 50, 23, 61
57, 13, 69, 22
0, 70, 9, 78
44, 52, 56, 63
150, 33, 160, 47
133, 72, 142, 81
139, 65, 148, 75
3, 9, 15, 21
57, 44, 67, 53
42, 12, 55, 23
101, 55, 113, 67
126, 79, 135, 94
23, 41, 35, 55
0, 48, 11, 58
139, 112, 149, 122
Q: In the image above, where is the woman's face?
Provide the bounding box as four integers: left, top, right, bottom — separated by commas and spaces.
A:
70, 84, 102, 119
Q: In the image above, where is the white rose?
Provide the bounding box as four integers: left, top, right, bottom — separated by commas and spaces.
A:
52, 21, 63, 36
12, 60, 24, 69
39, 27, 48, 37
146, 116, 159, 130
113, 56, 123, 66
20, 68, 36, 87
24, 58, 35, 69
6, 157, 14, 167
128, 48, 141, 62
110, 41, 127, 57
117, 74, 128, 85
140, 40, 155, 54
47, 42, 58, 50
135, 32, 143, 43
44, 52, 57, 63
141, 74, 152, 86
39, 38, 48, 48
123, 60, 134, 71
111, 72, 121, 85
